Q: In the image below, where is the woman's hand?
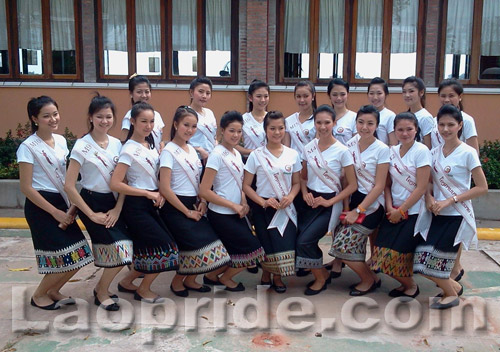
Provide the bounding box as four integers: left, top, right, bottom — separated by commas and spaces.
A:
312, 196, 329, 208
89, 212, 108, 226
104, 207, 121, 228
53, 209, 74, 227
196, 201, 207, 215
279, 195, 293, 209
232, 203, 248, 218
431, 198, 453, 216
386, 208, 403, 224
186, 209, 202, 221
263, 197, 279, 210
197, 147, 209, 160
343, 209, 359, 225
425, 194, 435, 212
146, 191, 165, 208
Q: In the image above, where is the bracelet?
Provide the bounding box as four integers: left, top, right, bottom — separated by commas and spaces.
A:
453, 195, 458, 203
398, 208, 407, 219
357, 205, 366, 213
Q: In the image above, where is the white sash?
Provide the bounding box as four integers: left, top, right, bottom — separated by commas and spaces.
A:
123, 144, 159, 185
195, 109, 216, 148
213, 146, 244, 192
254, 147, 297, 236
431, 146, 477, 249
242, 113, 265, 149
24, 134, 70, 207
165, 142, 201, 192
304, 139, 343, 234
430, 124, 443, 148
72, 137, 116, 185
347, 135, 384, 214
286, 113, 310, 154
389, 146, 432, 239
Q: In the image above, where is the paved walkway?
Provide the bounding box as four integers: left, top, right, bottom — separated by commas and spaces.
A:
1, 222, 500, 352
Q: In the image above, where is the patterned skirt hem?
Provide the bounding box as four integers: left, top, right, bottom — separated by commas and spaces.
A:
178, 239, 231, 275
92, 240, 133, 268
260, 250, 295, 277
295, 256, 323, 269
370, 246, 414, 278
36, 239, 94, 274
229, 247, 265, 268
133, 244, 179, 274
413, 264, 451, 279
328, 249, 365, 262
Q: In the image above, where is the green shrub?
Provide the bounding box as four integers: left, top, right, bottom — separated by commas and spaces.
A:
0, 123, 77, 179
480, 140, 500, 190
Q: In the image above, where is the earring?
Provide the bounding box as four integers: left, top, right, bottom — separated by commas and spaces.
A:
34, 123, 38, 126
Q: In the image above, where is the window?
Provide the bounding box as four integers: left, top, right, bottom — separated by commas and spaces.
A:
1, 0, 80, 79
442, 0, 500, 83
278, 0, 424, 84
98, 0, 238, 82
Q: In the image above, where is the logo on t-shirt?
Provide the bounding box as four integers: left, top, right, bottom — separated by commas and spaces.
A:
113, 156, 119, 164
285, 165, 292, 173
337, 127, 344, 133
444, 166, 451, 173
304, 129, 309, 136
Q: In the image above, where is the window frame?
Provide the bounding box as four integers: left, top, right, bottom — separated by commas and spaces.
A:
6, 0, 82, 81
438, 0, 500, 86
96, 0, 239, 83
277, 0, 425, 85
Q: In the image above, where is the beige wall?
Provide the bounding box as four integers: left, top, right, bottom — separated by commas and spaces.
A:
0, 87, 499, 144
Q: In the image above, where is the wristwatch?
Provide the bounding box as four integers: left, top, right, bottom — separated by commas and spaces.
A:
356, 207, 362, 214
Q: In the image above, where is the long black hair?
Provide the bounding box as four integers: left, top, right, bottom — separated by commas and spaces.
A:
220, 110, 243, 129
87, 93, 116, 133
248, 79, 270, 112
27, 96, 59, 133
125, 102, 156, 149
170, 106, 198, 141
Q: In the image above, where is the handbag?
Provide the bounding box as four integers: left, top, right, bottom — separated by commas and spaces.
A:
339, 211, 366, 224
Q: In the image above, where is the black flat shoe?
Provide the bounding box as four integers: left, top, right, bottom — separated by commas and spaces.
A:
134, 291, 165, 303
170, 285, 189, 298
184, 285, 211, 293
272, 284, 287, 294
392, 286, 420, 299
350, 279, 381, 290
324, 262, 345, 271
225, 282, 245, 292
259, 280, 271, 286
31, 297, 60, 311
296, 268, 311, 277
203, 276, 222, 285
388, 286, 406, 297
247, 266, 259, 274
330, 270, 342, 279
349, 281, 378, 296
305, 283, 327, 296
55, 297, 76, 306
118, 283, 137, 294
307, 276, 331, 288
435, 283, 463, 298
93, 289, 118, 300
453, 269, 465, 282
94, 296, 119, 311
430, 297, 460, 309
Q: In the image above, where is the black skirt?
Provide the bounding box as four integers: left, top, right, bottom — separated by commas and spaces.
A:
78, 189, 133, 268
371, 215, 421, 277
122, 194, 179, 273
413, 215, 462, 279
160, 195, 231, 275
207, 209, 265, 268
251, 200, 297, 277
25, 191, 94, 274
295, 190, 335, 269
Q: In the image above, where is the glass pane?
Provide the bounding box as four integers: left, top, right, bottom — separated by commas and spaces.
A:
102, 0, 128, 75
318, 53, 343, 79
355, 0, 383, 79
318, 0, 344, 79
390, 0, 418, 79
50, 0, 76, 74
136, 0, 161, 76
172, 0, 197, 76
284, 0, 309, 78
480, 0, 500, 79
206, 0, 231, 77
17, 0, 43, 75
390, 53, 416, 78
444, 0, 473, 79
0, 0, 8, 74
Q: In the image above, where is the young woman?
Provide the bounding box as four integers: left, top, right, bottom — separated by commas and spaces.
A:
431, 79, 479, 153
370, 112, 431, 298
329, 105, 390, 296
402, 76, 434, 149
283, 81, 317, 154
297, 105, 357, 295
243, 111, 302, 293
120, 75, 165, 151
110, 102, 179, 303
65, 95, 138, 311
159, 106, 231, 297
415, 104, 487, 309
236, 80, 270, 158
200, 111, 266, 291
328, 78, 357, 146
18, 96, 94, 310
187, 77, 217, 161
367, 77, 397, 146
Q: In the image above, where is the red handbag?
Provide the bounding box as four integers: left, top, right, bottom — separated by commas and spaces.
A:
339, 211, 366, 224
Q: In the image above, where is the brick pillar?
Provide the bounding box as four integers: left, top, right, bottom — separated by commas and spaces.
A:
246, 0, 269, 83
267, 0, 276, 85
81, 0, 96, 82
422, 0, 441, 87
238, 0, 248, 84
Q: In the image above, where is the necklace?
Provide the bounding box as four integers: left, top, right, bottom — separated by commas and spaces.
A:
443, 142, 461, 157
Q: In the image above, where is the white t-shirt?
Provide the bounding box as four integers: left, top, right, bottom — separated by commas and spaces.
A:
285, 112, 316, 152
302, 141, 353, 193
414, 108, 434, 141
118, 140, 159, 190
206, 145, 244, 215
16, 133, 68, 192
70, 134, 121, 193
432, 142, 481, 216
160, 142, 202, 197
244, 146, 302, 199
431, 111, 478, 148
353, 137, 390, 195
333, 110, 357, 145
121, 109, 165, 151
377, 107, 396, 145
242, 112, 265, 150
189, 107, 217, 154
390, 142, 431, 215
